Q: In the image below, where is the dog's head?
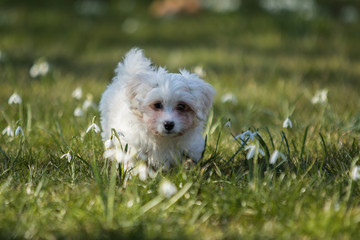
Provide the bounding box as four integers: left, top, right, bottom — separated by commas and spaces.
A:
122, 60, 215, 137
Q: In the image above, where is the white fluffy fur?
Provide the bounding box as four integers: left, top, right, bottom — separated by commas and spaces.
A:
99, 48, 215, 170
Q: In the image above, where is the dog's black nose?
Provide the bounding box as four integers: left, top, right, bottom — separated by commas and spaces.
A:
164, 121, 175, 131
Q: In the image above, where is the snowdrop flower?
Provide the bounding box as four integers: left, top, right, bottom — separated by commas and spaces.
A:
351, 166, 360, 181
29, 60, 50, 78
104, 138, 115, 150
224, 120, 231, 128
127, 199, 134, 208
2, 126, 14, 137
72, 87, 83, 100
311, 89, 328, 105
8, 93, 22, 105
104, 148, 122, 161
221, 93, 238, 104
26, 185, 32, 195
159, 180, 177, 198
132, 163, 148, 181
104, 148, 133, 170
86, 123, 100, 133
269, 150, 286, 165
244, 144, 265, 160
60, 152, 72, 163
74, 107, 84, 117
283, 118, 293, 129
82, 94, 96, 110
15, 126, 24, 136
193, 66, 206, 77
234, 130, 260, 143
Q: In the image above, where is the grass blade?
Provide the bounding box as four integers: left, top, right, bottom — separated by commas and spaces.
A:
299, 126, 309, 161
107, 159, 118, 226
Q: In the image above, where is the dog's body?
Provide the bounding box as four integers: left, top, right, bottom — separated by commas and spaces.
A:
99, 48, 215, 169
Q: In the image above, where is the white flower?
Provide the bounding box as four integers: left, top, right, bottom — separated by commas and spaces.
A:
193, 66, 206, 77
224, 120, 231, 128
29, 60, 49, 78
103, 148, 133, 169
104, 149, 120, 160
283, 118, 293, 129
8, 93, 22, 105
26, 185, 32, 195
234, 130, 259, 143
311, 89, 328, 105
159, 180, 177, 198
127, 199, 134, 208
351, 166, 360, 181
2, 126, 14, 137
82, 94, 96, 110
60, 152, 72, 163
269, 150, 286, 165
221, 93, 238, 104
15, 126, 24, 136
244, 144, 265, 160
72, 87, 83, 100
86, 123, 100, 133
74, 107, 84, 117
104, 138, 115, 150
132, 163, 148, 181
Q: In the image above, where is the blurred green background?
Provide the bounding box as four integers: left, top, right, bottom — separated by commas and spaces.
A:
1, 0, 360, 131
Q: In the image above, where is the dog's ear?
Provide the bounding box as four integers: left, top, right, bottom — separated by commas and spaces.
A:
180, 70, 216, 121
123, 75, 152, 117
114, 48, 154, 117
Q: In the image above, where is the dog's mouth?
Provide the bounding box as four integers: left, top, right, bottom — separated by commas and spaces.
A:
153, 130, 181, 137
161, 130, 178, 137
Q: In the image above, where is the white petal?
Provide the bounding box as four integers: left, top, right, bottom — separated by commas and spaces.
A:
104, 149, 116, 159
159, 180, 177, 198
133, 163, 148, 181
72, 87, 83, 100
82, 99, 93, 110
283, 118, 292, 129
29, 61, 49, 78
86, 123, 100, 133
2, 126, 13, 136
8, 93, 22, 105
60, 153, 72, 163
193, 66, 206, 77
74, 107, 84, 117
221, 93, 238, 104
258, 148, 265, 156
270, 150, 280, 164
245, 145, 255, 160
15, 126, 24, 136
104, 139, 115, 149
311, 89, 328, 105
351, 166, 360, 180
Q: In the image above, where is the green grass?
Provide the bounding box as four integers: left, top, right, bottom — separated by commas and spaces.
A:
1, 1, 360, 239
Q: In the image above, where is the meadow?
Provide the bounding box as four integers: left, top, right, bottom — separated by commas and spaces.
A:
1, 1, 360, 239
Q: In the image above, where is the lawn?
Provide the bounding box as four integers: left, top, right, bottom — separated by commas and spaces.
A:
1, 0, 360, 239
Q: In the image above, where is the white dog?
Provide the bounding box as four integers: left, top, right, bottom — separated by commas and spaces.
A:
99, 48, 215, 170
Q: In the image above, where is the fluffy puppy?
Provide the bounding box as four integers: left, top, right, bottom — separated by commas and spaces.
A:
99, 48, 215, 170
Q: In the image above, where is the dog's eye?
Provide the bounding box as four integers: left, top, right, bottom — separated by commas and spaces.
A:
176, 103, 187, 111
153, 102, 163, 110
